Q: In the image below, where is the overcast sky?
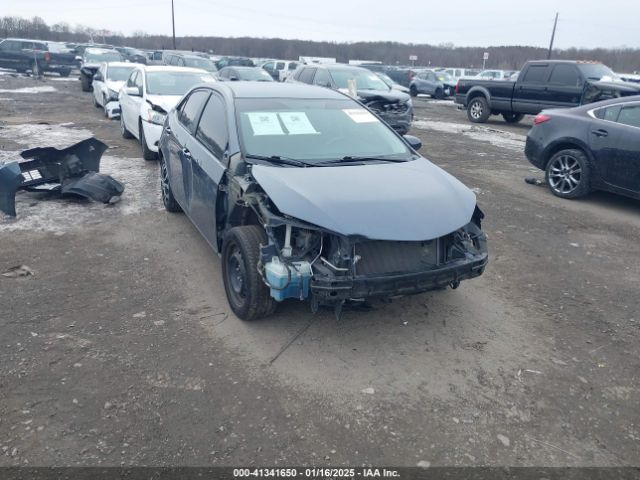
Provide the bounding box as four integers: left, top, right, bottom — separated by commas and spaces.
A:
4, 0, 639, 49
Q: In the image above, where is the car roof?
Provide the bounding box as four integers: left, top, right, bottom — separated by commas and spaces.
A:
222, 66, 263, 71
139, 65, 209, 73
216, 82, 348, 100
4, 37, 48, 44
104, 62, 137, 68
308, 64, 366, 71
85, 48, 119, 54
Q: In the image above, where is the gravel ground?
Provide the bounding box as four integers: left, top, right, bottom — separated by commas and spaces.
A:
1, 74, 639, 467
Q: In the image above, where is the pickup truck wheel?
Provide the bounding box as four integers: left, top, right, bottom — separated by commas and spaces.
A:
545, 149, 591, 199
502, 113, 524, 123
434, 88, 444, 99
120, 114, 134, 139
467, 96, 491, 123
139, 121, 157, 161
222, 226, 276, 321
409, 85, 418, 97
159, 154, 182, 213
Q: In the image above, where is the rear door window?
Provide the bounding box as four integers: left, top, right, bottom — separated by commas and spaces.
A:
276, 62, 285, 70
549, 65, 581, 86
178, 90, 210, 132
522, 65, 551, 83
313, 68, 331, 86
617, 105, 640, 128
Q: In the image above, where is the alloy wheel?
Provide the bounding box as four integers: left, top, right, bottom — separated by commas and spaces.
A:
548, 154, 582, 194
470, 100, 483, 119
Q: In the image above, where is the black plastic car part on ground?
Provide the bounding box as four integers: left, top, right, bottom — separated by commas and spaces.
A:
525, 95, 640, 200
0, 138, 124, 217
455, 60, 640, 124
157, 82, 487, 320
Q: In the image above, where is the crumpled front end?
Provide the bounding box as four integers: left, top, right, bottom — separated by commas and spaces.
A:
105, 100, 121, 119
363, 98, 413, 135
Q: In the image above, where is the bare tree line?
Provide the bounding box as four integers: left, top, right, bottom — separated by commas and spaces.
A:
2, 15, 640, 72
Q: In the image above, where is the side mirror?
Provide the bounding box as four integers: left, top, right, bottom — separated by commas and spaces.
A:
229, 76, 239, 81
403, 134, 422, 151
125, 86, 141, 97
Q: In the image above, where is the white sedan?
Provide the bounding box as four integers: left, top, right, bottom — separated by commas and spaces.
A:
118, 65, 215, 160
92, 62, 138, 118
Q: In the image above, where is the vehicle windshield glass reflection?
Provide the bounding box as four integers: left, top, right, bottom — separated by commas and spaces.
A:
235, 98, 412, 163
146, 72, 214, 95
329, 69, 390, 91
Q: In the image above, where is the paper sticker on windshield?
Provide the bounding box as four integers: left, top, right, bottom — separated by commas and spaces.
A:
342, 108, 378, 123
278, 112, 318, 135
246, 112, 284, 136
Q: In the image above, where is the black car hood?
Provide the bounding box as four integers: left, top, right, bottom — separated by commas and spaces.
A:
251, 159, 476, 241
357, 89, 410, 104
584, 80, 640, 104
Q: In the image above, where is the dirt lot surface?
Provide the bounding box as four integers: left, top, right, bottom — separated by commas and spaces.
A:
1, 73, 639, 467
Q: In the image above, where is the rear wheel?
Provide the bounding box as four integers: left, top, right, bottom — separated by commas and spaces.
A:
59, 68, 71, 78
139, 121, 157, 161
467, 96, 491, 123
502, 112, 524, 123
545, 149, 591, 199
81, 75, 91, 92
222, 226, 276, 321
409, 85, 418, 97
159, 154, 182, 213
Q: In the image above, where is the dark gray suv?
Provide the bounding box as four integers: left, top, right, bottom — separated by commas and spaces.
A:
288, 64, 413, 134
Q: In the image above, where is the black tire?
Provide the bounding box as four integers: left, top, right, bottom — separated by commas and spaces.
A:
159, 154, 182, 213
120, 113, 133, 139
502, 112, 524, 123
59, 69, 71, 78
434, 88, 444, 99
545, 149, 591, 199
139, 121, 157, 161
467, 96, 491, 123
222, 226, 276, 321
81, 75, 91, 92
409, 85, 418, 97
93, 93, 101, 108
103, 95, 109, 118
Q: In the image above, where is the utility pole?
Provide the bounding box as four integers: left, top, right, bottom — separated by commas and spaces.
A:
171, 0, 176, 50
547, 12, 558, 59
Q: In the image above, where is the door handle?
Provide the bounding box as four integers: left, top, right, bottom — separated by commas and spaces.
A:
182, 147, 192, 159
591, 129, 608, 137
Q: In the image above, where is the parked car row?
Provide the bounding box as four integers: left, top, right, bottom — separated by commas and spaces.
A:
75, 55, 489, 320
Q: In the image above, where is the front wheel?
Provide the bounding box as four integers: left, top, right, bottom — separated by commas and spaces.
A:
433, 88, 444, 99
545, 149, 591, 199
409, 85, 418, 97
222, 226, 276, 321
502, 112, 524, 123
120, 113, 133, 139
467, 96, 491, 123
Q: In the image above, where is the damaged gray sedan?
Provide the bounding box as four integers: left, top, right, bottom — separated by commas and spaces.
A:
158, 83, 488, 320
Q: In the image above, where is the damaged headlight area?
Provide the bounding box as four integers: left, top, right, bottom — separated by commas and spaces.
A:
146, 103, 167, 125
107, 88, 119, 101
247, 188, 487, 315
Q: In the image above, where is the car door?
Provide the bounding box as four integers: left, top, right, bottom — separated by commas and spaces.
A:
262, 61, 275, 79
0, 40, 20, 69
120, 70, 137, 126
545, 64, 583, 109
93, 64, 106, 105
167, 89, 211, 211
189, 92, 229, 249
593, 103, 640, 193
129, 70, 145, 138
513, 64, 552, 114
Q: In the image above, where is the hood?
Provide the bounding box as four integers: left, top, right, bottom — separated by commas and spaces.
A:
583, 81, 640, 104
145, 94, 183, 113
392, 84, 410, 94
357, 88, 410, 104
590, 80, 640, 93
105, 80, 125, 92
252, 159, 476, 241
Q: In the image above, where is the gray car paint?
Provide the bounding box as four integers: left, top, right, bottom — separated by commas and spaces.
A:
251, 158, 477, 241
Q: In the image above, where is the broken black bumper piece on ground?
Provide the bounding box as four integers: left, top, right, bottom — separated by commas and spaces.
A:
0, 138, 124, 217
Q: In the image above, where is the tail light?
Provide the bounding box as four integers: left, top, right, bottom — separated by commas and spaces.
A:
408, 71, 414, 81
455, 81, 459, 94
533, 114, 551, 125
44, 52, 51, 62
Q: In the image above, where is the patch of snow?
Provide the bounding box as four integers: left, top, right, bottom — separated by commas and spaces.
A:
412, 118, 526, 152
50, 77, 80, 82
0, 123, 161, 232
0, 86, 57, 94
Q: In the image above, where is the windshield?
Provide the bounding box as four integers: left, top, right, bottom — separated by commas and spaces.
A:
85, 51, 122, 63
577, 63, 620, 81
107, 66, 136, 81
237, 69, 274, 81
235, 98, 411, 164
376, 73, 394, 87
184, 57, 217, 71
146, 71, 215, 95
329, 69, 390, 91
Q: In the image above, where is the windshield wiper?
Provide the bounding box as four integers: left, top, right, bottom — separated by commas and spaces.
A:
245, 154, 313, 168
315, 155, 411, 166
